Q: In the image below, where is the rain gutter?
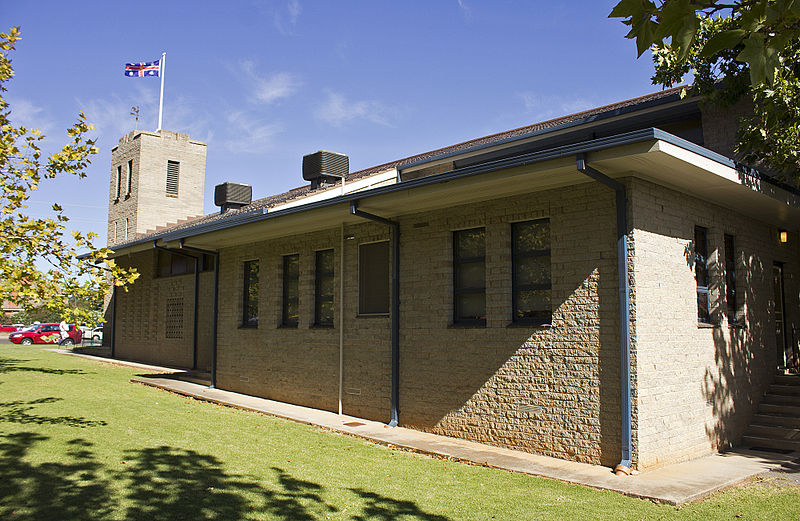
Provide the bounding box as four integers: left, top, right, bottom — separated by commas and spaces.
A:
349, 201, 400, 427
575, 154, 633, 475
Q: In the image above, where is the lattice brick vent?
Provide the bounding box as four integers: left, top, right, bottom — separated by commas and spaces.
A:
165, 297, 184, 339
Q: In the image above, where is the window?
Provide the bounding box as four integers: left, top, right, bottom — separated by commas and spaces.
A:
166, 160, 179, 196
282, 254, 299, 327
359, 241, 389, 315
695, 226, 710, 323
113, 221, 117, 243
512, 219, 551, 324
126, 159, 133, 197
115, 165, 122, 200
724, 234, 737, 323
453, 227, 485, 324
125, 218, 129, 240
156, 250, 191, 277
315, 249, 334, 326
242, 260, 259, 327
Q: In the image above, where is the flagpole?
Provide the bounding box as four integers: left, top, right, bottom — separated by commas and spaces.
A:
157, 52, 166, 131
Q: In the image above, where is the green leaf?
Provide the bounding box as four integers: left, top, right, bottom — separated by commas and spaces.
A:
737, 34, 767, 84
701, 29, 746, 57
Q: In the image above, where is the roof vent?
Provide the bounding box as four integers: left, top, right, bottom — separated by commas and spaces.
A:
214, 182, 252, 214
302, 150, 349, 189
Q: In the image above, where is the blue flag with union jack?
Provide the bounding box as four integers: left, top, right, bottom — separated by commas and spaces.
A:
124, 60, 160, 77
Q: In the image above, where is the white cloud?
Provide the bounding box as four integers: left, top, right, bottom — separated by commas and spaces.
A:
6, 98, 55, 135
314, 91, 397, 127
457, 0, 472, 20
274, 0, 301, 34
223, 111, 282, 154
518, 92, 595, 122
239, 61, 300, 105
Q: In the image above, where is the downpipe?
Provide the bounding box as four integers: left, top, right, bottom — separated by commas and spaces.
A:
575, 154, 633, 476
349, 201, 400, 427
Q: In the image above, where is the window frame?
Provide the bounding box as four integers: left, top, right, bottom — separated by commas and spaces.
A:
241, 260, 259, 328
358, 240, 390, 316
452, 227, 486, 326
511, 218, 552, 325
314, 249, 335, 327
282, 253, 300, 328
166, 160, 180, 197
126, 159, 133, 197
694, 226, 711, 324
115, 165, 122, 201
724, 233, 738, 324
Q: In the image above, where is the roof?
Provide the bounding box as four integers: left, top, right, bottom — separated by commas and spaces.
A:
118, 86, 689, 250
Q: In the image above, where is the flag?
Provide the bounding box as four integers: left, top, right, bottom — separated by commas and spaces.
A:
124, 60, 160, 77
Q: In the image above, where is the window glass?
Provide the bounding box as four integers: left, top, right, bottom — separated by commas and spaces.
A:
724, 234, 737, 323
282, 254, 299, 327
242, 260, 259, 327
453, 228, 485, 323
315, 250, 334, 326
512, 219, 551, 323
695, 226, 710, 323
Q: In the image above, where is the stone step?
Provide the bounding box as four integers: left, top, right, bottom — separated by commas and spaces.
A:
751, 414, 800, 428
746, 424, 800, 441
761, 393, 800, 406
760, 403, 800, 416
774, 374, 800, 385
742, 435, 800, 452
769, 384, 800, 396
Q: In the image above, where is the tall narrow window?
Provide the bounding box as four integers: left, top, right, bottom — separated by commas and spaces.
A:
126, 159, 133, 197
124, 218, 129, 240
166, 160, 180, 197
724, 234, 737, 323
115, 166, 122, 200
242, 260, 259, 327
695, 226, 710, 323
512, 219, 551, 324
315, 249, 335, 326
359, 241, 389, 315
453, 227, 485, 324
282, 254, 299, 327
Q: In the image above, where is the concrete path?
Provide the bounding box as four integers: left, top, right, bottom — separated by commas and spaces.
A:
56, 349, 799, 505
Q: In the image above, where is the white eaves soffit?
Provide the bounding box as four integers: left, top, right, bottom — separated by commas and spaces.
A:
589, 140, 800, 229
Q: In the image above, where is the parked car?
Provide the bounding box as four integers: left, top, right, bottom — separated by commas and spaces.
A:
8, 323, 83, 345
0, 323, 23, 332
89, 326, 103, 342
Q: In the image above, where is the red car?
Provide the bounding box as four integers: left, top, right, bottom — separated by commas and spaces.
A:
9, 323, 83, 345
0, 324, 23, 332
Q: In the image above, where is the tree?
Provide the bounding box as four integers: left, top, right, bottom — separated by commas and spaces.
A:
0, 27, 138, 324
610, 0, 800, 178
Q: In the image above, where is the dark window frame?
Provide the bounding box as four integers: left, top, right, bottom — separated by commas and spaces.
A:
724, 234, 738, 324
241, 260, 259, 328
115, 165, 122, 201
314, 249, 335, 327
695, 226, 710, 324
126, 159, 133, 197
358, 240, 390, 316
512, 218, 552, 325
453, 227, 486, 326
282, 254, 300, 328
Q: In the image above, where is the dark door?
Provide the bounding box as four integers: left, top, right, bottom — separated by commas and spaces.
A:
773, 263, 789, 372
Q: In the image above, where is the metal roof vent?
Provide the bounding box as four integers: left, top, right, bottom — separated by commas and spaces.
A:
214, 182, 252, 214
302, 150, 349, 189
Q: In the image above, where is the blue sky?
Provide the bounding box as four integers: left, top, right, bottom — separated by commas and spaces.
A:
3, 1, 660, 245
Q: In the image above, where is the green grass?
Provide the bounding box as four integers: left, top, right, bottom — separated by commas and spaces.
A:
0, 343, 797, 520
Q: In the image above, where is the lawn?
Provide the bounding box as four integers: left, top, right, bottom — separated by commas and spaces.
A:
0, 343, 797, 520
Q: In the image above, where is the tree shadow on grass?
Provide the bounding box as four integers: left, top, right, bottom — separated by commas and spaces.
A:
0, 433, 114, 520
0, 356, 89, 375
349, 488, 453, 521
0, 397, 107, 428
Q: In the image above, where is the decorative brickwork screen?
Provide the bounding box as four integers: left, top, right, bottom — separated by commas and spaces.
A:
165, 297, 184, 339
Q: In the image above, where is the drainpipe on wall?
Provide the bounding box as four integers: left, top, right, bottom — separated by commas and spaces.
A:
110, 285, 117, 358
349, 201, 400, 427
178, 241, 220, 389
153, 241, 199, 370
575, 154, 633, 476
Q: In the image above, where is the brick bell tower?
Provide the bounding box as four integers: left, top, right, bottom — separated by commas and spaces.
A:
107, 129, 207, 246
